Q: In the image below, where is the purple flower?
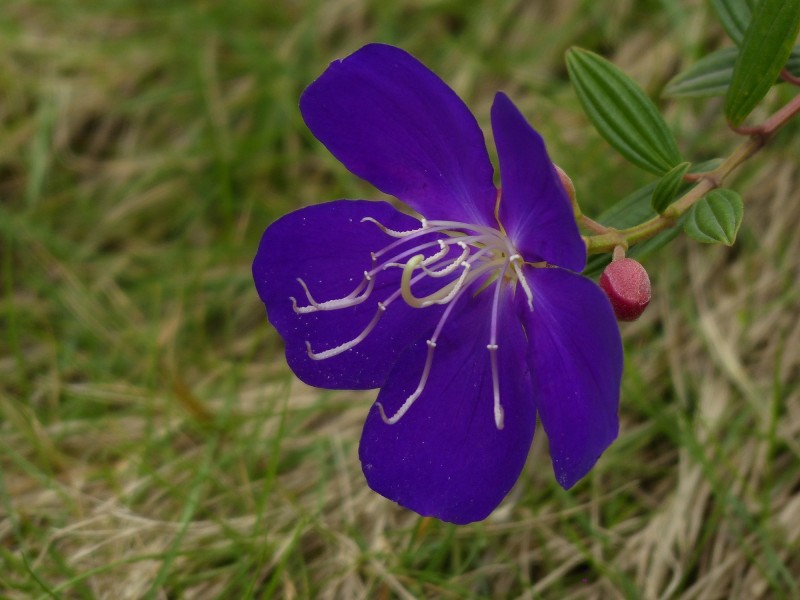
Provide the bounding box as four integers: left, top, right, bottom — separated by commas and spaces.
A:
253, 44, 622, 524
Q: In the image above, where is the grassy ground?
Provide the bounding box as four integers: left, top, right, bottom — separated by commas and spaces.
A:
2, 0, 799, 598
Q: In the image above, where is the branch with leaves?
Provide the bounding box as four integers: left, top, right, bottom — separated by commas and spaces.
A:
564, 0, 800, 281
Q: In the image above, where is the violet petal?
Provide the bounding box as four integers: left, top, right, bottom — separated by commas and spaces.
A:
359, 286, 535, 524
253, 200, 445, 389
518, 267, 622, 488
300, 44, 497, 227
492, 92, 586, 272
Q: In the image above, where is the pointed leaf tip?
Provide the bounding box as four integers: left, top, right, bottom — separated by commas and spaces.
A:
652, 162, 691, 214
684, 189, 744, 246
566, 47, 681, 175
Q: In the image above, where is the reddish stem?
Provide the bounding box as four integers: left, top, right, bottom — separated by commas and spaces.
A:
781, 68, 800, 87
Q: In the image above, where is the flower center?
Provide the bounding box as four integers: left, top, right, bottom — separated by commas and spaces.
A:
289, 215, 535, 430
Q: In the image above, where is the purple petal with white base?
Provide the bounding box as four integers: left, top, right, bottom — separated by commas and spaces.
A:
255, 44, 626, 523
359, 289, 535, 524
300, 44, 497, 227
519, 267, 622, 489
253, 200, 445, 389
492, 92, 586, 272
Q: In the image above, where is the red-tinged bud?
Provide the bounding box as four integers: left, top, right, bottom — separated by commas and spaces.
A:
599, 258, 651, 321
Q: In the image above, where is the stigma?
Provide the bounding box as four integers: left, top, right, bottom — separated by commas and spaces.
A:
289, 214, 536, 430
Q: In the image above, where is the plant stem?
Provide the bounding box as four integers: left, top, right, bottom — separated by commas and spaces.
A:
781, 68, 800, 86
585, 94, 800, 255
579, 214, 612, 234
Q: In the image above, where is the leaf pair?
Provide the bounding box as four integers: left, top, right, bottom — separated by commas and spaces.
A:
669, 0, 800, 122
721, 0, 800, 125
649, 162, 744, 247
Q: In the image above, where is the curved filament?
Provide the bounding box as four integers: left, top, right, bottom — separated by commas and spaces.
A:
421, 242, 470, 277
376, 339, 436, 424
291, 271, 376, 314
305, 303, 386, 360
376, 277, 470, 425
361, 216, 428, 238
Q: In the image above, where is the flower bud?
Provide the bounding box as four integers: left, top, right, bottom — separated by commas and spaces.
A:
599, 258, 651, 321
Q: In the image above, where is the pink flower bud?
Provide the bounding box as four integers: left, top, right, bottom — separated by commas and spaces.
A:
599, 258, 651, 322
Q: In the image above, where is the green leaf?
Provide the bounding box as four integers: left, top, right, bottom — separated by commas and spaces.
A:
711, 0, 755, 45
566, 47, 682, 174
651, 162, 691, 214
666, 45, 800, 98
597, 183, 658, 229
684, 189, 744, 245
664, 47, 739, 98
724, 0, 800, 126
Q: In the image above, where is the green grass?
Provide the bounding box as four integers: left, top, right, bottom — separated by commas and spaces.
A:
2, 0, 800, 598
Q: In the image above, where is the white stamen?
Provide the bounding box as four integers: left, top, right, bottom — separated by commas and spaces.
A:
420, 240, 450, 267
291, 272, 377, 313
511, 255, 534, 311
421, 242, 470, 277
367, 218, 486, 261
377, 235, 481, 274
303, 266, 432, 360
424, 219, 507, 238
487, 259, 510, 430
292, 213, 540, 430
378, 239, 452, 271
306, 303, 386, 359
424, 262, 471, 306
399, 244, 502, 309
361, 216, 428, 238
376, 278, 470, 424
376, 339, 436, 424
488, 344, 504, 430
